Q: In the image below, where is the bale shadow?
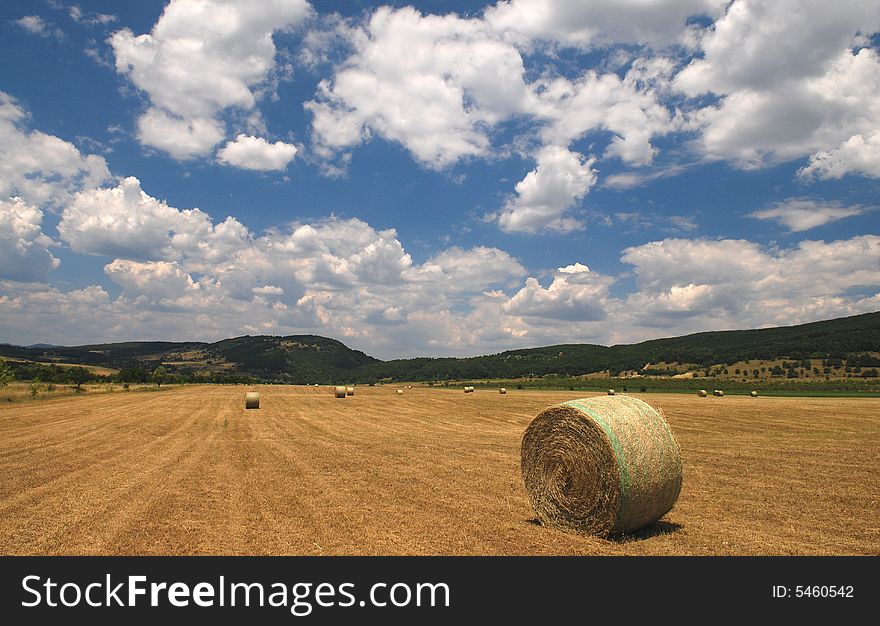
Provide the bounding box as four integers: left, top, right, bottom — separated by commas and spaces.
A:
609, 520, 682, 543
525, 518, 682, 543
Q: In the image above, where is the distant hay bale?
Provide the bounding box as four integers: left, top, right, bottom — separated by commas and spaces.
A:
346, 386, 355, 396
750, 390, 758, 397
464, 386, 475, 393
334, 386, 347, 398
713, 390, 724, 397
698, 389, 708, 397
499, 387, 507, 394
521, 395, 682, 536
244, 392, 260, 409
607, 389, 615, 396
397, 389, 404, 395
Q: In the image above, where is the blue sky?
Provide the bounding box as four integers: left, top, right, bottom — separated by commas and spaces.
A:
1, 0, 878, 358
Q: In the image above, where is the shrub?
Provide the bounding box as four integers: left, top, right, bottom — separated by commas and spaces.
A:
0, 363, 13, 387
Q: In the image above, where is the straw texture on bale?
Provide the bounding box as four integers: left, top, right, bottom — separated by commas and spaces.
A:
346, 386, 355, 396
750, 391, 758, 397
334, 386, 347, 398
714, 390, 724, 397
521, 395, 682, 536
698, 389, 708, 397
244, 392, 260, 409
499, 388, 507, 394
607, 389, 615, 396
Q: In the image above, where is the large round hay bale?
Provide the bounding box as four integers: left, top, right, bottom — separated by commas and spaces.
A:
334, 386, 347, 398
244, 392, 260, 409
698, 389, 708, 397
397, 389, 404, 395
750, 390, 758, 397
607, 389, 615, 396
346, 386, 355, 396
713, 390, 724, 397
499, 387, 507, 394
464, 386, 474, 393
521, 395, 682, 536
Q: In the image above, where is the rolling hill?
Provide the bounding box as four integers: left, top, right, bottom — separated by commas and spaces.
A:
1, 311, 878, 384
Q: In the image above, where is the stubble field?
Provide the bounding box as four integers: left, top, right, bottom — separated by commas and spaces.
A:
0, 385, 877, 555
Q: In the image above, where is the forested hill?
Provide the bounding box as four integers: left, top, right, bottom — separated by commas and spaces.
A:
359, 311, 880, 381
1, 312, 878, 383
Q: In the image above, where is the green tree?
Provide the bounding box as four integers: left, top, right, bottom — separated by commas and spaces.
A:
152, 365, 168, 388
67, 367, 91, 390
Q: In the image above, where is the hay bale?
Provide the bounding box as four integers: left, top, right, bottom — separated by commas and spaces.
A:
499, 387, 507, 394
713, 390, 724, 397
698, 389, 708, 397
244, 392, 260, 409
464, 386, 474, 393
750, 390, 758, 397
607, 389, 615, 396
397, 389, 404, 395
346, 386, 355, 396
334, 386, 347, 398
521, 395, 682, 536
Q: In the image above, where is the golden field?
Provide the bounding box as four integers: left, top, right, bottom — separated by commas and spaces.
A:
0, 385, 877, 555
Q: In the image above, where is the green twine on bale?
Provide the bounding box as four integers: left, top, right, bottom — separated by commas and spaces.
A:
521, 395, 682, 536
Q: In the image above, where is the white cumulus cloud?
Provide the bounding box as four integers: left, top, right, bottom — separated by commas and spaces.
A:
620, 235, 880, 328
57, 176, 250, 267
0, 92, 110, 208
306, 6, 536, 170
0, 198, 60, 282
497, 146, 596, 233
676, 1, 880, 172
503, 263, 613, 321
799, 130, 880, 180
216, 134, 298, 171
484, 0, 728, 49
110, 0, 312, 159
104, 259, 199, 303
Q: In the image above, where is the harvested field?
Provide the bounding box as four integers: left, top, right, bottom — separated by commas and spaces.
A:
0, 385, 877, 556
